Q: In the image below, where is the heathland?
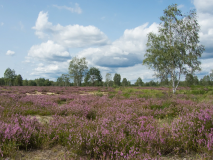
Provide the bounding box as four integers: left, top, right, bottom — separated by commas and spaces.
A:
0, 86, 213, 159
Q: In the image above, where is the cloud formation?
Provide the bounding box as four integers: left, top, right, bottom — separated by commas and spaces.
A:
194, 0, 213, 59
53, 3, 82, 14
28, 1, 213, 82
30, 60, 70, 80
6, 50, 15, 56
28, 40, 70, 62
78, 23, 159, 68
32, 11, 110, 47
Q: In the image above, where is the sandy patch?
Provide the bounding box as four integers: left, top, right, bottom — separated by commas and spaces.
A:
30, 115, 53, 125
16, 145, 77, 160
26, 91, 58, 96
79, 91, 108, 96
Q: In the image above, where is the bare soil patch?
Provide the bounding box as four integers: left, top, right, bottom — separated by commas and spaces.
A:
30, 115, 53, 125
26, 91, 59, 96
14, 145, 75, 160
79, 91, 108, 96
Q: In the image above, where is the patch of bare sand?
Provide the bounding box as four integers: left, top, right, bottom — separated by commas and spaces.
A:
30, 115, 53, 125
79, 91, 108, 96
15, 145, 78, 160
26, 91, 59, 96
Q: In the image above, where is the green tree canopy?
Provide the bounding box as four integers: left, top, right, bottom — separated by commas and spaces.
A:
193, 75, 199, 85
143, 4, 205, 93
135, 77, 143, 86
0, 77, 5, 85
4, 68, 16, 86
200, 75, 211, 86
15, 74, 23, 86
69, 56, 88, 86
185, 73, 194, 86
84, 67, 102, 86
113, 73, 121, 86
23, 79, 28, 86
122, 78, 128, 87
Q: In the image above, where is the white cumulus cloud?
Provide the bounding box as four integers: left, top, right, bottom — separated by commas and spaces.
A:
193, 0, 213, 58
77, 22, 159, 68
32, 11, 110, 47
6, 50, 15, 56
194, 0, 213, 14
30, 60, 70, 80
28, 40, 70, 62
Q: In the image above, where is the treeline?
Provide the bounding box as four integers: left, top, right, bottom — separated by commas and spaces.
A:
1, 62, 213, 87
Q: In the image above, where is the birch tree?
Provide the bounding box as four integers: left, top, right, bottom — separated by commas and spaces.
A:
68, 57, 88, 86
143, 4, 205, 93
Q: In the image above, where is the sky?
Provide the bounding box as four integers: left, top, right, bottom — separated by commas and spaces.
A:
0, 0, 213, 83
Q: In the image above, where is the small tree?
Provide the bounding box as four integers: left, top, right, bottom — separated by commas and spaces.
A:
105, 73, 112, 87
15, 74, 23, 86
4, 68, 16, 86
113, 73, 121, 86
57, 76, 63, 86
68, 56, 88, 86
127, 81, 131, 86
185, 73, 194, 87
200, 75, 211, 86
84, 67, 102, 86
61, 74, 70, 86
0, 77, 5, 85
193, 75, 199, 85
23, 79, 28, 86
122, 78, 128, 87
135, 77, 143, 86
143, 4, 205, 93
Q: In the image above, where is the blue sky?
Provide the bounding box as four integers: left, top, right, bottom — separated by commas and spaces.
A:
0, 0, 213, 83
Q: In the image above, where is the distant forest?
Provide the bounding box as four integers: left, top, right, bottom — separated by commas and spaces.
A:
0, 67, 213, 87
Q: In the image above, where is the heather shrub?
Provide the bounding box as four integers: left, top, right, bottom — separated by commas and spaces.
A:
86, 109, 97, 120
1, 86, 213, 159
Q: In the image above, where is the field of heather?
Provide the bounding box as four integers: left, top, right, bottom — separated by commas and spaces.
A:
0, 86, 213, 159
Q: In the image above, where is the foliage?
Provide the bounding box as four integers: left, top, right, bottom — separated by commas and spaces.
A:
68, 56, 88, 86
84, 67, 102, 86
0, 86, 212, 159
14, 74, 23, 86
121, 78, 128, 86
185, 73, 194, 86
57, 74, 70, 86
113, 73, 121, 86
105, 73, 112, 87
200, 75, 211, 86
4, 68, 16, 86
135, 77, 143, 86
143, 4, 205, 93
22, 79, 28, 86
0, 77, 5, 85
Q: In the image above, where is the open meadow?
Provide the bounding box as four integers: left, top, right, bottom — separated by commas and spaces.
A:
0, 86, 213, 159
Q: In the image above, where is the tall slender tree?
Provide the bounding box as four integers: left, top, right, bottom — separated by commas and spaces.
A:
143, 4, 205, 93
68, 56, 88, 86
105, 73, 112, 87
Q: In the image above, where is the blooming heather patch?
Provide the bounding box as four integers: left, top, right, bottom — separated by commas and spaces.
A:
0, 86, 212, 159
